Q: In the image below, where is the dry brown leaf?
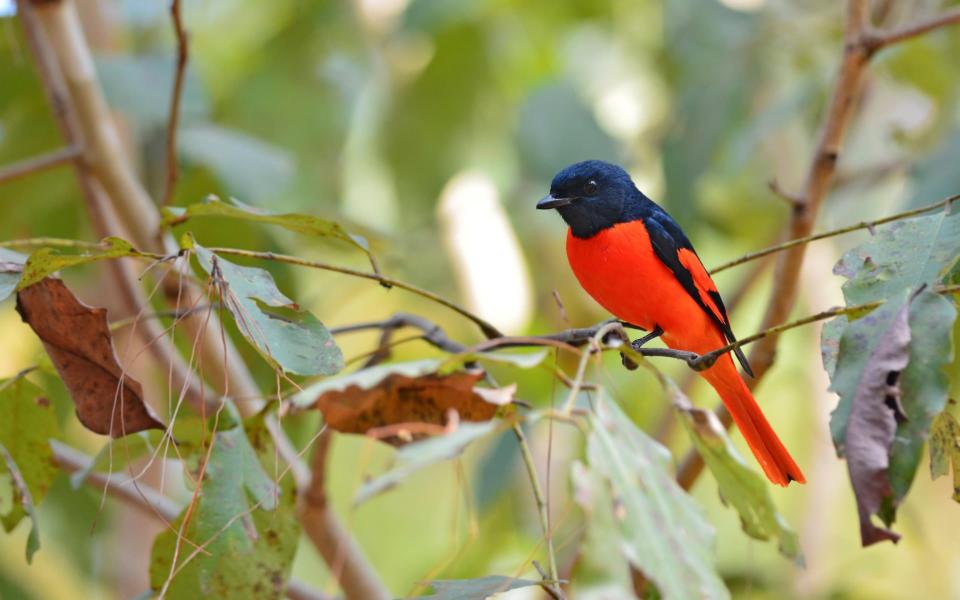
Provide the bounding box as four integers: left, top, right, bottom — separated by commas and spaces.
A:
313, 372, 498, 446
16, 278, 163, 437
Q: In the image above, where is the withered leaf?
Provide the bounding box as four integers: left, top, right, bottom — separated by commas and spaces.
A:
16, 278, 164, 437
844, 295, 912, 546
311, 371, 498, 446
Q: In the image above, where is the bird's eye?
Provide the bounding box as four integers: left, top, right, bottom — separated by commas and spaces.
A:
584, 180, 598, 195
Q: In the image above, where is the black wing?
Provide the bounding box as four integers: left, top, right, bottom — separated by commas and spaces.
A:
643, 212, 754, 377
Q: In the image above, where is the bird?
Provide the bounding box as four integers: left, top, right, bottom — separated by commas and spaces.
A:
537, 160, 804, 486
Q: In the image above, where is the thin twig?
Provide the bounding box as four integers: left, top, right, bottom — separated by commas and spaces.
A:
513, 424, 564, 600
532, 560, 562, 600
863, 6, 960, 51
0, 145, 80, 184
205, 247, 504, 338
331, 312, 467, 354
160, 0, 188, 208
710, 194, 960, 274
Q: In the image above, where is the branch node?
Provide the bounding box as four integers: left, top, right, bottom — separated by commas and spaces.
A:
767, 179, 803, 209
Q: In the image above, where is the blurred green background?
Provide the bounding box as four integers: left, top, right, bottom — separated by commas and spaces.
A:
2, 0, 960, 598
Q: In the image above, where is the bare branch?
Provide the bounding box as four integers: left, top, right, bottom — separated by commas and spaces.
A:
0, 145, 80, 184
299, 430, 390, 600
160, 0, 188, 208
331, 312, 467, 355
863, 6, 960, 51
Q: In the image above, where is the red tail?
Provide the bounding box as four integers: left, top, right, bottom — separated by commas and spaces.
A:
700, 355, 805, 486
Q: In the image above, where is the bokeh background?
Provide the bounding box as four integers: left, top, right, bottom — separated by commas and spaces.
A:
2, 0, 960, 598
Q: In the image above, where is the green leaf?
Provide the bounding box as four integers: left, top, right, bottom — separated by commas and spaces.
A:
0, 443, 41, 564
0, 248, 26, 302
587, 394, 728, 599
149, 418, 299, 599
17, 238, 148, 290
827, 207, 959, 504
675, 400, 801, 561
354, 419, 503, 505
569, 460, 633, 592
829, 292, 916, 546
191, 240, 343, 376
163, 195, 378, 271
420, 576, 544, 599
826, 208, 960, 528
0, 376, 58, 540
888, 292, 956, 501
930, 409, 960, 502
834, 208, 960, 305
820, 315, 846, 380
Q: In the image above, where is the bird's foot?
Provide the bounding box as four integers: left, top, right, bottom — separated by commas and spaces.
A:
630, 325, 663, 351
620, 325, 663, 370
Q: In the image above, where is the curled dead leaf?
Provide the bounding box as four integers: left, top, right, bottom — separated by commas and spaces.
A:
16, 278, 163, 437
845, 296, 912, 546
310, 371, 499, 446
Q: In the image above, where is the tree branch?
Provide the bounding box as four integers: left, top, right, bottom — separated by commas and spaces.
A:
21, 2, 383, 595
709, 194, 960, 274
206, 247, 505, 339
160, 0, 188, 208
0, 145, 80, 184
675, 0, 874, 490
18, 0, 213, 414
299, 429, 390, 600
863, 6, 960, 51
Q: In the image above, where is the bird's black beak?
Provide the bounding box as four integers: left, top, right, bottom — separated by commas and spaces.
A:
537, 194, 575, 210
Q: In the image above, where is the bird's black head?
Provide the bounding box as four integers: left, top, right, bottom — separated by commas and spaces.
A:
537, 160, 639, 238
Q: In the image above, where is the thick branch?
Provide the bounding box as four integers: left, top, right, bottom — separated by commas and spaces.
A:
299, 430, 390, 600
676, 0, 873, 490
18, 0, 213, 414
21, 2, 377, 594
